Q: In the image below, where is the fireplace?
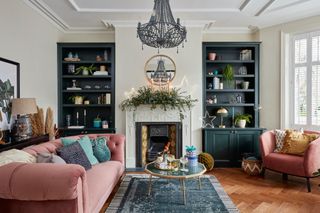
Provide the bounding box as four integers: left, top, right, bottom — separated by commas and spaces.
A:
136, 122, 182, 167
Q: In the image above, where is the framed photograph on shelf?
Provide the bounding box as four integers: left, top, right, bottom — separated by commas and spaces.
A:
0, 57, 20, 130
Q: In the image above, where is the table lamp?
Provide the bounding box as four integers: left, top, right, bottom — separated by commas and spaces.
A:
11, 98, 37, 141
216, 107, 228, 128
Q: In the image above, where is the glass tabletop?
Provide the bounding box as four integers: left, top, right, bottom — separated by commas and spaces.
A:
145, 162, 206, 178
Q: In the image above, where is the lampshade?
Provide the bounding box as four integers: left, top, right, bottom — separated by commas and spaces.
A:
216, 108, 228, 117
11, 98, 37, 115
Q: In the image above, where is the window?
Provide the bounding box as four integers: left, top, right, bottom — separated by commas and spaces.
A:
290, 31, 320, 129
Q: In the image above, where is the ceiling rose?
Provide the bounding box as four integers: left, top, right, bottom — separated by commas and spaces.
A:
137, 0, 187, 53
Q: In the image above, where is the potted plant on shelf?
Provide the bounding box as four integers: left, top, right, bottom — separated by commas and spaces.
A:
223, 64, 234, 89
234, 113, 252, 128
75, 64, 96, 75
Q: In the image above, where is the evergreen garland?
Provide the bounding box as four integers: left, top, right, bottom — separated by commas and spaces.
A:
120, 86, 197, 120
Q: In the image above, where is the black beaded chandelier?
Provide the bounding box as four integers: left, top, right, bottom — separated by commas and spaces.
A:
137, 0, 187, 53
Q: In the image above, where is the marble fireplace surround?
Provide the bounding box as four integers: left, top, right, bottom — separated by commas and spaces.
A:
125, 106, 192, 168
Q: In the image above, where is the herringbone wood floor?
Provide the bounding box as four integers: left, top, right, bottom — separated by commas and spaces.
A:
101, 168, 320, 213
213, 168, 320, 213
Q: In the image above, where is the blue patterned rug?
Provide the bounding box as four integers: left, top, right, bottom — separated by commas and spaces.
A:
106, 174, 238, 213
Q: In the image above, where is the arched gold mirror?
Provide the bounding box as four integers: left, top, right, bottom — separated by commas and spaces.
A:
145, 55, 176, 86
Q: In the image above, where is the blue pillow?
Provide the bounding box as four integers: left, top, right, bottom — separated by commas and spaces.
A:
91, 137, 111, 163
57, 141, 92, 170
61, 136, 99, 165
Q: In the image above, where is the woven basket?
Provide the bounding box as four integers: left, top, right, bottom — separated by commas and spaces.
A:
242, 158, 262, 176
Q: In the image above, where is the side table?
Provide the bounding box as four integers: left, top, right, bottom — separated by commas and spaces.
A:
0, 134, 49, 152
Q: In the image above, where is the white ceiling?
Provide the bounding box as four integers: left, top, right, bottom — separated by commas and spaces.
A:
24, 0, 320, 33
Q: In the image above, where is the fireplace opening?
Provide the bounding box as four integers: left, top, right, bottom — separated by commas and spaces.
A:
136, 122, 182, 168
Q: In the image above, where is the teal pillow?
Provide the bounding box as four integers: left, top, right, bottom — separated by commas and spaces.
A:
61, 136, 99, 165
91, 137, 111, 163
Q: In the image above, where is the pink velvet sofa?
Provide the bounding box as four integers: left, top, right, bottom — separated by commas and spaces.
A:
260, 130, 320, 192
0, 134, 125, 213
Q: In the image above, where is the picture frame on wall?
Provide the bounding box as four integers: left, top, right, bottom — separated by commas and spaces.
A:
0, 57, 20, 130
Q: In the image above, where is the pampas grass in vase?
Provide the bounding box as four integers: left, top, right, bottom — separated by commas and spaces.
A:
30, 106, 45, 136
45, 107, 55, 140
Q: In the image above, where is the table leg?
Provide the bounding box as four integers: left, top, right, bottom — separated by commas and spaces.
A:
148, 175, 152, 196
198, 176, 202, 190
182, 179, 186, 205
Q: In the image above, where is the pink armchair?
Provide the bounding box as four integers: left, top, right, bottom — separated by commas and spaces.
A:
259, 130, 320, 192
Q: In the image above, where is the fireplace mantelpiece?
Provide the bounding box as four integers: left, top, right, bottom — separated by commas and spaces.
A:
125, 106, 192, 168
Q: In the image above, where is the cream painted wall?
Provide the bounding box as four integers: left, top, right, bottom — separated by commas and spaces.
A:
259, 15, 320, 129
115, 27, 203, 149
60, 33, 115, 42
0, 0, 61, 129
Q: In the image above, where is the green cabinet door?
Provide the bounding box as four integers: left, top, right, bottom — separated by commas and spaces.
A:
202, 128, 265, 167
203, 129, 233, 167
233, 130, 262, 166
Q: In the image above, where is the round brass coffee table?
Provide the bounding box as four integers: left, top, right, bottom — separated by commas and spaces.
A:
144, 162, 206, 205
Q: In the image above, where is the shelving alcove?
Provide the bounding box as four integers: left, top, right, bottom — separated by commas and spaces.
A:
57, 43, 116, 136
202, 42, 265, 167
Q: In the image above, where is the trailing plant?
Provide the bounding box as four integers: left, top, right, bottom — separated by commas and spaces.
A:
75, 64, 96, 75
234, 113, 252, 124
120, 86, 197, 120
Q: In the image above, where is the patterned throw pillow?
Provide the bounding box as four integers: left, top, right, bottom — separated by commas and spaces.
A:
57, 141, 92, 170
91, 137, 111, 163
280, 130, 319, 156
274, 129, 286, 152
61, 136, 99, 165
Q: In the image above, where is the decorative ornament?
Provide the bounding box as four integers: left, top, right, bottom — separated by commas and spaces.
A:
201, 111, 216, 128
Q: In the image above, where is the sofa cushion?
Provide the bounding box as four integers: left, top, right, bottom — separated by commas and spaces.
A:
86, 161, 124, 213
36, 152, 66, 164
91, 137, 111, 163
264, 153, 305, 176
280, 130, 319, 155
61, 136, 99, 165
0, 149, 36, 167
57, 142, 92, 170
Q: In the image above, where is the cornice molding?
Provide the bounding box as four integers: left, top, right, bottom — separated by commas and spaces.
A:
23, 0, 256, 35
68, 0, 239, 13
23, 0, 68, 32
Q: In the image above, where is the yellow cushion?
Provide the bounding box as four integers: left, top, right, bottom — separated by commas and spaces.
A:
280, 130, 319, 155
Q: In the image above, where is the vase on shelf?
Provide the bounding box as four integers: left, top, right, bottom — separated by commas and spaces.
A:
223, 80, 235, 89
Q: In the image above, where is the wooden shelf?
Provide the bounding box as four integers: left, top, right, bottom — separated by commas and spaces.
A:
62, 104, 112, 107
206, 74, 255, 78
60, 127, 116, 131
206, 103, 255, 107
206, 60, 255, 63
206, 89, 254, 92
62, 61, 112, 64
63, 90, 111, 93
62, 75, 111, 79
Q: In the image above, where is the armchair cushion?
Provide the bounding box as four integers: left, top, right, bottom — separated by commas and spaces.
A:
280, 130, 319, 155
264, 153, 305, 176
274, 129, 286, 152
